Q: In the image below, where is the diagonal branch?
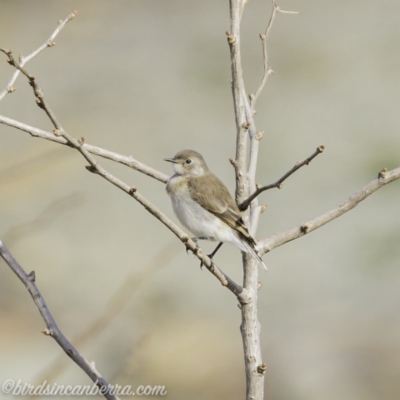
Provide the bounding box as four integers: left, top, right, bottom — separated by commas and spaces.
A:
0, 114, 169, 183
259, 167, 400, 255
1, 54, 246, 301
0, 11, 77, 101
0, 240, 120, 400
239, 145, 325, 211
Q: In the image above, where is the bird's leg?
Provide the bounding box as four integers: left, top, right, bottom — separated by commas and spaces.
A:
200, 242, 224, 269
209, 242, 223, 259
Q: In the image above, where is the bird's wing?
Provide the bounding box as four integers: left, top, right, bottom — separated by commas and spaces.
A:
188, 174, 255, 245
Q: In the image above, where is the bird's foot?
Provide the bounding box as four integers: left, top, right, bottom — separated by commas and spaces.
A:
199, 251, 216, 270
185, 237, 209, 255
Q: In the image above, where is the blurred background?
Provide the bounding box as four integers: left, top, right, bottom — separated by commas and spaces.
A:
1, 1, 399, 399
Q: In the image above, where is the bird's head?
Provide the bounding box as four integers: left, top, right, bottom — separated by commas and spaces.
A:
164, 149, 209, 177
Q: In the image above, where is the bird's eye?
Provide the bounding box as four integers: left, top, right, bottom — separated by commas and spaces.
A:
185, 159, 192, 164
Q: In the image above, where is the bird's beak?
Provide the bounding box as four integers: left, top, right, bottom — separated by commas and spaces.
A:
164, 157, 178, 163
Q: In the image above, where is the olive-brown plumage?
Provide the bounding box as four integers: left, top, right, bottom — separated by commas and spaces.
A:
165, 150, 266, 269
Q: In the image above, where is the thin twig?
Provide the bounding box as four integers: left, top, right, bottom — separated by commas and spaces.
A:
250, 0, 300, 109
259, 167, 400, 254
239, 145, 325, 211
0, 240, 120, 400
1, 55, 245, 300
0, 114, 169, 183
0, 11, 77, 101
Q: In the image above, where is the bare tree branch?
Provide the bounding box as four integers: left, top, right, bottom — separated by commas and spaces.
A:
0, 114, 169, 183
0, 11, 77, 101
228, 2, 266, 399
239, 145, 325, 211
0, 240, 120, 400
0, 53, 246, 301
250, 1, 299, 109
227, 0, 250, 205
259, 167, 400, 255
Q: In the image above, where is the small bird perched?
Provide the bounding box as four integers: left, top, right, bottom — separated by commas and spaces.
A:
164, 149, 267, 270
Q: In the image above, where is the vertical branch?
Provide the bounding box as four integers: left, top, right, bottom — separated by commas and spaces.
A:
228, 0, 249, 205
228, 2, 265, 400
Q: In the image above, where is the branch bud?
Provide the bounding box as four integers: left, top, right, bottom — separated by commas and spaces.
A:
379, 168, 388, 178
257, 363, 267, 374
28, 270, 36, 282
226, 31, 236, 44
300, 224, 310, 233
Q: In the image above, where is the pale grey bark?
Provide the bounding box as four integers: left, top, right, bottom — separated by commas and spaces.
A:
1, 5, 399, 400
0, 240, 121, 400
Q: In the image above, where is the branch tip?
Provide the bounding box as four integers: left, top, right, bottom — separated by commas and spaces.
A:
255, 130, 264, 141
317, 145, 325, 153
260, 203, 268, 214
276, 8, 301, 15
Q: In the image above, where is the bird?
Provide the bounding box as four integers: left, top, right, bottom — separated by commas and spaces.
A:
164, 149, 267, 270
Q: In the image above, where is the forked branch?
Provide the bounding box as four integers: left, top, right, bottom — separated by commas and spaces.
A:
0, 11, 77, 101
0, 52, 246, 301
250, 0, 299, 109
259, 167, 400, 254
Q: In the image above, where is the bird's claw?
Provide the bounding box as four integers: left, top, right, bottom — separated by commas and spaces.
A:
199, 252, 215, 270
186, 237, 199, 255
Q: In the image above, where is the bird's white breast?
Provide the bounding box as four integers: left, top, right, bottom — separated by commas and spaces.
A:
166, 175, 234, 242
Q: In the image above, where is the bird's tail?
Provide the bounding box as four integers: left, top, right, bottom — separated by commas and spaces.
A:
242, 239, 267, 270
